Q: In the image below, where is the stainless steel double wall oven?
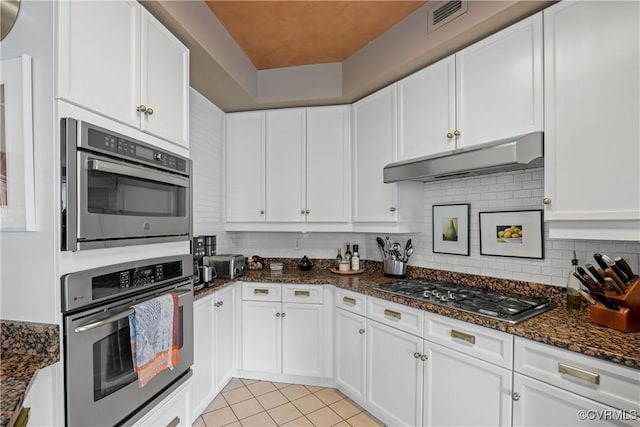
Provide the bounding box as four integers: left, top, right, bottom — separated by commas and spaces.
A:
60, 118, 191, 251
62, 255, 194, 426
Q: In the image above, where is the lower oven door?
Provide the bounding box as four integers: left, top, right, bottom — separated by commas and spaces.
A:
75, 151, 190, 249
64, 281, 193, 427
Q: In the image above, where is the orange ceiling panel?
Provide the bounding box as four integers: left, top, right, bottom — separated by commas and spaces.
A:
205, 1, 427, 70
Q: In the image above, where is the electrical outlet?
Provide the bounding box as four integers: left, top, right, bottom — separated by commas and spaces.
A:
294, 238, 300, 250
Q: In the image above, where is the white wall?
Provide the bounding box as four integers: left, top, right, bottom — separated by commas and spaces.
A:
233, 168, 640, 287
190, 88, 233, 252
0, 0, 58, 323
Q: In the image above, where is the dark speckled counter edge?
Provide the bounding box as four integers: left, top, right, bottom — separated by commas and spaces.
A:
195, 261, 640, 370
1, 321, 60, 427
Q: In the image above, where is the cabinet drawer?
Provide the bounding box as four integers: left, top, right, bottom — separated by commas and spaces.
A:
424, 312, 513, 369
134, 379, 190, 427
282, 284, 323, 304
514, 337, 640, 412
367, 297, 423, 336
242, 283, 281, 301
335, 288, 366, 316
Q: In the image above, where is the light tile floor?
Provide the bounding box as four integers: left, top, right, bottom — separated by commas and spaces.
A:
194, 378, 385, 427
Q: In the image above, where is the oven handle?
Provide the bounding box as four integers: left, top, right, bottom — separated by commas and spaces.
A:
74, 289, 192, 333
87, 158, 189, 187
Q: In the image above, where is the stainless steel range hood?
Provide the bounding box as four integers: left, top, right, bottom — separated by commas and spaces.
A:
383, 132, 543, 183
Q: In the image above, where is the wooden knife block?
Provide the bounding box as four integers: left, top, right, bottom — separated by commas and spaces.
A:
590, 278, 640, 332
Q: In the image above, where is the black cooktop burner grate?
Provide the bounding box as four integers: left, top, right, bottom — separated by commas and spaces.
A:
375, 280, 554, 324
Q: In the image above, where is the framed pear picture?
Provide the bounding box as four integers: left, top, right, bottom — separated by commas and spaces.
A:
432, 204, 470, 256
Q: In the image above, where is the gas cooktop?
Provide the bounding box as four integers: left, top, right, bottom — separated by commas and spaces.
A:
375, 280, 555, 324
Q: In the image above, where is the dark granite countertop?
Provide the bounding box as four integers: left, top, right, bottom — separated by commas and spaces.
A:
195, 261, 640, 370
1, 321, 60, 427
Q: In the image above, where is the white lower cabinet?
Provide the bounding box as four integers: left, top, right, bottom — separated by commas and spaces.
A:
241, 284, 327, 378
366, 319, 424, 426
213, 285, 236, 391
134, 379, 191, 427
423, 341, 512, 427
512, 373, 637, 427
190, 294, 215, 420
334, 307, 367, 404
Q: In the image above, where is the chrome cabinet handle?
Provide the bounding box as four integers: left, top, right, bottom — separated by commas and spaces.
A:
558, 363, 600, 385
146, 107, 154, 116
136, 104, 147, 113
260, 210, 265, 215
420, 354, 428, 361
87, 158, 189, 187
358, 329, 365, 334
389, 207, 396, 212
384, 309, 401, 320
215, 301, 223, 307
294, 290, 310, 297
543, 198, 552, 205
453, 130, 461, 137
166, 416, 180, 427
306, 209, 310, 215
301, 209, 306, 215
276, 312, 281, 317
447, 132, 454, 139
281, 312, 286, 318
414, 352, 421, 359
254, 289, 269, 295
512, 392, 521, 401
343, 296, 356, 305
450, 329, 476, 345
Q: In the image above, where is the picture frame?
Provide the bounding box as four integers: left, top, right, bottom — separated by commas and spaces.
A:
1, 54, 35, 231
479, 210, 544, 259
432, 203, 470, 256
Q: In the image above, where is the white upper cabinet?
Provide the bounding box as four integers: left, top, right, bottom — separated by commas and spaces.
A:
398, 55, 456, 161
226, 106, 351, 230
140, 9, 189, 147
352, 85, 423, 231
543, 0, 640, 241
57, 0, 189, 149
266, 109, 307, 222
455, 12, 543, 150
306, 106, 351, 223
57, 0, 140, 129
396, 12, 543, 160
226, 112, 266, 223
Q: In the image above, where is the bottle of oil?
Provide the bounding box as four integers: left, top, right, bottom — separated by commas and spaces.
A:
567, 251, 583, 313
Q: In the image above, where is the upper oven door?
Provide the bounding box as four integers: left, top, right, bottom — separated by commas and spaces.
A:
76, 150, 190, 246
64, 282, 193, 427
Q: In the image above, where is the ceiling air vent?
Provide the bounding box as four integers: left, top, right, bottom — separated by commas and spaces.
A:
427, 0, 468, 33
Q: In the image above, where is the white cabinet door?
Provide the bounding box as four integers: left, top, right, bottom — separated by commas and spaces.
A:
366, 320, 423, 427
214, 285, 236, 392
423, 342, 512, 427
512, 374, 637, 427
306, 106, 350, 222
241, 300, 281, 373
352, 85, 398, 222
266, 109, 306, 222
226, 112, 266, 222
455, 12, 543, 150
335, 308, 367, 404
140, 9, 189, 148
191, 295, 215, 419
543, 1, 640, 240
398, 55, 456, 161
57, 0, 140, 128
281, 302, 324, 377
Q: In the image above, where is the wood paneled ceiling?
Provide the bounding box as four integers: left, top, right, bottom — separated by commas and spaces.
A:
205, 1, 427, 70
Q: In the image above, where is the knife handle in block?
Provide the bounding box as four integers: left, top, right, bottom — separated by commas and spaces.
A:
604, 269, 626, 294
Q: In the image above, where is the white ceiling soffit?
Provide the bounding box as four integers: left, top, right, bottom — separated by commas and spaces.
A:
141, 1, 551, 112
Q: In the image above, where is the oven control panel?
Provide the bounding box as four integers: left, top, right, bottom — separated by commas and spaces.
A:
90, 260, 184, 300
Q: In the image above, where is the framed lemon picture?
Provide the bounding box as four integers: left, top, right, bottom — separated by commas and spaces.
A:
432, 204, 470, 256
479, 210, 543, 259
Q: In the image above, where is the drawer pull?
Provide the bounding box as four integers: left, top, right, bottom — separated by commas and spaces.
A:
343, 296, 356, 305
558, 363, 600, 385
167, 416, 180, 427
294, 290, 310, 297
254, 289, 269, 295
384, 309, 401, 320
450, 329, 476, 345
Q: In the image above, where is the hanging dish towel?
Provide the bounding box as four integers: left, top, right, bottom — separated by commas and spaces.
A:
129, 292, 180, 387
